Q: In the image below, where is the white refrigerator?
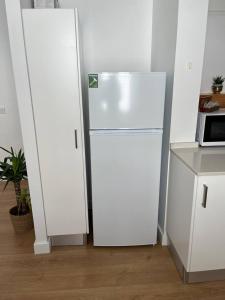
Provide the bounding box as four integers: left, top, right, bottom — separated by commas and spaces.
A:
89, 72, 166, 246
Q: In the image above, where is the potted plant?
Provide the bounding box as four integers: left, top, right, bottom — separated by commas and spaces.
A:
0, 147, 33, 233
212, 75, 225, 94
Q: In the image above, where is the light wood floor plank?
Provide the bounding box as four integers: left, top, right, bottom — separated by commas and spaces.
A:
0, 182, 225, 299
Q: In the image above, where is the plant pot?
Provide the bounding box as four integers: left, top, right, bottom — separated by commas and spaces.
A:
9, 206, 33, 234
212, 84, 223, 94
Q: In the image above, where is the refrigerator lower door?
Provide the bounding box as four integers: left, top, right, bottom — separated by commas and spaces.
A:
90, 129, 162, 246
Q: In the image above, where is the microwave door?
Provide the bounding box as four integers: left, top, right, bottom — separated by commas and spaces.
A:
203, 115, 225, 146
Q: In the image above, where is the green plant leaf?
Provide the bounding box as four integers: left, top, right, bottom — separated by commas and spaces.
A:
0, 147, 28, 207
3, 180, 10, 191
213, 75, 225, 85
0, 147, 13, 155
10, 147, 15, 156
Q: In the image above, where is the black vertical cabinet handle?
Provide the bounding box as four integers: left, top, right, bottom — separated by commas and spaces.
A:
202, 184, 208, 208
74, 129, 78, 149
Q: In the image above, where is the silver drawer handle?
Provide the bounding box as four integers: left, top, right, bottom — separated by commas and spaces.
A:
202, 184, 208, 208
74, 129, 78, 149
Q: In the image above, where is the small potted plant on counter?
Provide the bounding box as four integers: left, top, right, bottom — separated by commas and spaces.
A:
212, 75, 225, 94
0, 147, 33, 233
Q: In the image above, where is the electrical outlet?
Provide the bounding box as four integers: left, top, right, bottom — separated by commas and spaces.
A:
0, 105, 6, 114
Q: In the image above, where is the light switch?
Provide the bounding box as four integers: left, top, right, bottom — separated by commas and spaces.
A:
0, 105, 6, 114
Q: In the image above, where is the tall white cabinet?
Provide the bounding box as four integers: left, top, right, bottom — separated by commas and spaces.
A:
21, 9, 88, 236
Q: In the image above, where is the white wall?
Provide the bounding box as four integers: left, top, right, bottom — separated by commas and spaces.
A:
0, 1, 23, 160
170, 0, 209, 143
201, 2, 225, 93
151, 0, 179, 239
209, 0, 225, 11
20, 0, 33, 8
59, 0, 153, 75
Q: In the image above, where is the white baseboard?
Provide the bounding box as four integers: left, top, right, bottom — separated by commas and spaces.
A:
170, 142, 198, 149
51, 234, 87, 246
34, 238, 51, 254
157, 225, 169, 246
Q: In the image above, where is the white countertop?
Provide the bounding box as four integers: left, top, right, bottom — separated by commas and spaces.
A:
171, 147, 225, 175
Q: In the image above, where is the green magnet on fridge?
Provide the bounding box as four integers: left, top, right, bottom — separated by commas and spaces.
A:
89, 74, 98, 88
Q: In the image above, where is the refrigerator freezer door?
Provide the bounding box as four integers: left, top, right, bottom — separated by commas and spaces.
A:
90, 130, 162, 246
89, 72, 166, 130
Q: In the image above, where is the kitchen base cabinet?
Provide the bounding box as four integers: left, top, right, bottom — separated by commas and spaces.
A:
167, 148, 225, 283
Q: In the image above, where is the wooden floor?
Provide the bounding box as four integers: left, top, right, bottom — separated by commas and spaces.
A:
0, 183, 225, 299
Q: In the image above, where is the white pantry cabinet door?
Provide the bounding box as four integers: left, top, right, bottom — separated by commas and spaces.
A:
190, 175, 225, 272
22, 9, 88, 236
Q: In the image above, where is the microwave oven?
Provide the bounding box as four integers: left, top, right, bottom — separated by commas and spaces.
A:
197, 109, 225, 146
